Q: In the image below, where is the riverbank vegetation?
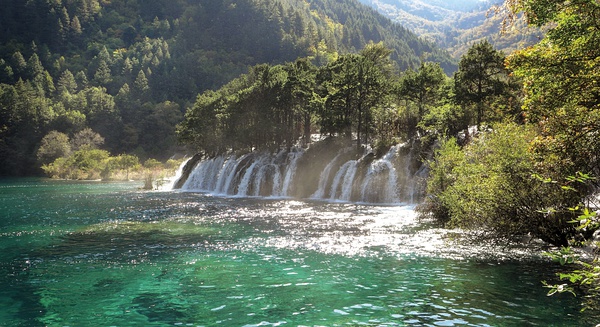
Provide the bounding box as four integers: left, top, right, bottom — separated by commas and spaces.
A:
37, 127, 182, 187
178, 39, 516, 155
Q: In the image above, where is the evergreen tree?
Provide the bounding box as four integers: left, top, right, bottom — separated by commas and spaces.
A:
133, 69, 150, 100
71, 15, 82, 36
57, 69, 78, 94
26, 53, 45, 81
11, 52, 27, 76
93, 60, 112, 86
454, 40, 508, 126
400, 62, 446, 120
75, 71, 88, 90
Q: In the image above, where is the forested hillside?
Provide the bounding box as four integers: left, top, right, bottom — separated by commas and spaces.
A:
0, 0, 454, 176
358, 0, 543, 57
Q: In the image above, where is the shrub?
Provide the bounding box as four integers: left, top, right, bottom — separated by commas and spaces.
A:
420, 122, 579, 246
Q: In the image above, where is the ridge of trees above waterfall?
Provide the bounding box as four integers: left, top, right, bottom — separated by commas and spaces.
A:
177, 40, 517, 155
0, 0, 455, 176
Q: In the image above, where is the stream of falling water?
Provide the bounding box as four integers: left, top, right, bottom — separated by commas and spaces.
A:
179, 144, 411, 204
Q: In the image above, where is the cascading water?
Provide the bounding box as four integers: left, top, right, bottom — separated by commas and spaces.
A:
179, 150, 306, 198
159, 157, 190, 190
311, 149, 348, 199
236, 157, 265, 197
176, 141, 424, 204
360, 144, 401, 203
329, 160, 358, 202
277, 150, 303, 197
213, 155, 239, 194
182, 155, 226, 192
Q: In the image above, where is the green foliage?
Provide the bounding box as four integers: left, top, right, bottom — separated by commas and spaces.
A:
144, 158, 163, 170
179, 43, 399, 154
418, 103, 469, 140
417, 137, 463, 223
420, 123, 579, 246
400, 62, 446, 115
535, 172, 599, 298
507, 0, 600, 183
43, 148, 110, 180
542, 176, 599, 310
320, 42, 395, 149
398, 61, 448, 137
0, 0, 456, 176
113, 154, 140, 180
142, 158, 165, 190
36, 131, 71, 165
454, 40, 512, 126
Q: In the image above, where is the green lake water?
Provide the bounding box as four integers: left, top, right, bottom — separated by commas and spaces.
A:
0, 178, 598, 326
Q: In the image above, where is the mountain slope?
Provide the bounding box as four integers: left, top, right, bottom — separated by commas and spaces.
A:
0, 0, 455, 176
358, 0, 543, 57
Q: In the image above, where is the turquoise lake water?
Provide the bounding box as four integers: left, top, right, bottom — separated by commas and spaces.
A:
0, 178, 598, 326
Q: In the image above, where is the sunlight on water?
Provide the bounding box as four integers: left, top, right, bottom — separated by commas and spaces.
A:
0, 179, 597, 326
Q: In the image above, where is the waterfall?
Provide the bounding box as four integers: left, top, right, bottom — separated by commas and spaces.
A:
236, 157, 264, 197
360, 145, 401, 203
277, 150, 303, 197
329, 160, 358, 201
220, 154, 250, 195
311, 149, 349, 199
184, 155, 233, 191
340, 161, 358, 201
160, 157, 190, 191
214, 155, 238, 194
253, 163, 279, 197
176, 141, 425, 204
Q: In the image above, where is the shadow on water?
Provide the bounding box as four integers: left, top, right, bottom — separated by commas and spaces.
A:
132, 292, 187, 324
4, 261, 47, 327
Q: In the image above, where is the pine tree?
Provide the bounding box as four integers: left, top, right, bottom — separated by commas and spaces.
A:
454, 40, 508, 126
11, 52, 27, 76
93, 60, 112, 86
58, 69, 78, 94
133, 70, 149, 100
71, 16, 82, 35
75, 71, 88, 90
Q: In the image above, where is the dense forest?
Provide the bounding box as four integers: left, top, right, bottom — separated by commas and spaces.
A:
178, 40, 519, 157
0, 0, 455, 176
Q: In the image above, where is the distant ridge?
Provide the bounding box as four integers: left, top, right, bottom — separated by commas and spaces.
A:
358, 0, 543, 57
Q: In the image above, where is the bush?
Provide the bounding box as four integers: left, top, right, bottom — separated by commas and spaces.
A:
420, 122, 579, 246
417, 137, 463, 224
37, 131, 72, 165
